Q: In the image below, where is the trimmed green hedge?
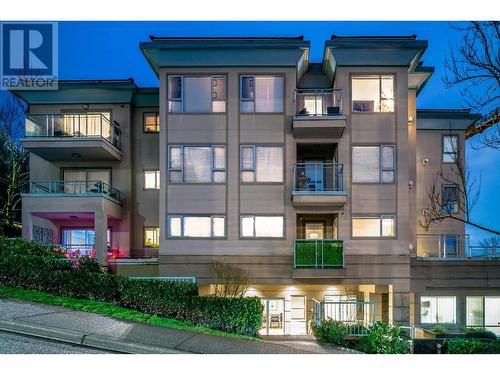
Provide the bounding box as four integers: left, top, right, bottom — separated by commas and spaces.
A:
445, 339, 500, 354
0, 237, 263, 336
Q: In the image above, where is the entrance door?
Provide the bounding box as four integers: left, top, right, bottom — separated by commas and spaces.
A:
260, 299, 285, 335
485, 297, 500, 335
305, 222, 324, 240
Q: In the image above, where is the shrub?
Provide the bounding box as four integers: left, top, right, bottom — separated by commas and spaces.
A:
445, 339, 500, 354
356, 322, 411, 354
0, 221, 21, 238
433, 325, 448, 335
464, 328, 498, 340
0, 236, 62, 258
312, 320, 348, 346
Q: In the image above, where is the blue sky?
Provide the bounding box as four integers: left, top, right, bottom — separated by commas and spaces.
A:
12, 21, 500, 243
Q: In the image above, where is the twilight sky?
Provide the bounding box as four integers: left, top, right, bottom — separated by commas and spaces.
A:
14, 21, 500, 243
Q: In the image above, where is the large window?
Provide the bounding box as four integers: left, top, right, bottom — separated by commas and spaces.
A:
167, 215, 225, 238
420, 296, 456, 324
63, 169, 111, 193
168, 145, 226, 183
62, 112, 111, 137
352, 145, 395, 183
240, 215, 284, 238
168, 75, 226, 113
144, 170, 160, 190
144, 227, 160, 247
467, 296, 500, 334
352, 75, 394, 112
240, 75, 284, 112
352, 215, 395, 237
442, 135, 458, 163
144, 112, 160, 132
442, 185, 459, 214
240, 145, 284, 183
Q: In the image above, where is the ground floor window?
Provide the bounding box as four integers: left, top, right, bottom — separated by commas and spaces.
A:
467, 296, 500, 334
420, 296, 456, 324
144, 227, 160, 247
61, 227, 111, 256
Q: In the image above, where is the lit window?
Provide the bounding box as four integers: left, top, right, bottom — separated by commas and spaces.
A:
443, 135, 458, 163
352, 215, 395, 237
352, 75, 394, 112
240, 215, 284, 238
240, 145, 283, 183
168, 75, 226, 113
144, 170, 160, 189
352, 145, 395, 183
420, 296, 456, 324
168, 145, 226, 183
62, 112, 112, 138
240, 75, 284, 113
144, 227, 160, 247
144, 112, 160, 132
167, 215, 225, 238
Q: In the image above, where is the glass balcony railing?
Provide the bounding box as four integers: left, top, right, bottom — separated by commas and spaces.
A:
294, 89, 343, 117
294, 239, 344, 268
293, 163, 344, 193
26, 180, 123, 204
25, 114, 121, 149
417, 234, 500, 260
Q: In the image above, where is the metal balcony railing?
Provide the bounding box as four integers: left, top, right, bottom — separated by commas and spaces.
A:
417, 234, 500, 260
293, 163, 344, 193
294, 89, 343, 117
294, 239, 344, 268
26, 180, 123, 204
25, 113, 121, 149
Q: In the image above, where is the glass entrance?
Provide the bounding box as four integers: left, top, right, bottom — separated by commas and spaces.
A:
260, 298, 285, 335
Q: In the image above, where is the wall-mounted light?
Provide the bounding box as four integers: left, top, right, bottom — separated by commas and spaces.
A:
408, 116, 414, 125
72, 152, 81, 159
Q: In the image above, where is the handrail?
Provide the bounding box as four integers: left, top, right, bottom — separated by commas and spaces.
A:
293, 163, 344, 193
294, 89, 343, 116
294, 239, 344, 268
417, 234, 500, 260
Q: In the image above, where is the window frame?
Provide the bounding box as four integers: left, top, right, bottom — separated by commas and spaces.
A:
167, 214, 226, 239
168, 145, 226, 184
352, 145, 396, 184
351, 74, 395, 113
442, 134, 459, 164
144, 170, 160, 190
239, 74, 285, 113
240, 215, 285, 239
144, 226, 160, 248
239, 144, 284, 184
167, 75, 227, 113
442, 185, 459, 214
143, 112, 160, 133
351, 214, 396, 238
420, 296, 457, 325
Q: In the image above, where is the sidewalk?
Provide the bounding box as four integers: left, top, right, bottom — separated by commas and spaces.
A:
0, 297, 345, 354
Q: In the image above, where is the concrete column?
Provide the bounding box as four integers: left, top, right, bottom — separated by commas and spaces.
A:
391, 283, 411, 326
94, 210, 108, 265
21, 210, 33, 240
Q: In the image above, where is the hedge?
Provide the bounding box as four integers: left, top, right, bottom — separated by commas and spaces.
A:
0, 237, 263, 336
445, 339, 500, 354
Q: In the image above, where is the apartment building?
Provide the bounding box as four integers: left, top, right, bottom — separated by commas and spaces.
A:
15, 35, 500, 336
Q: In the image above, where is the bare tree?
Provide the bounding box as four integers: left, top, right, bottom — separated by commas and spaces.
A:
480, 236, 500, 248
0, 91, 27, 139
212, 261, 251, 298
420, 133, 500, 235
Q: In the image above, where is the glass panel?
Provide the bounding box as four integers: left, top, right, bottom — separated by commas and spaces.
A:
184, 146, 211, 182
381, 146, 394, 169
255, 76, 284, 112
88, 170, 110, 185
212, 76, 226, 100
213, 171, 225, 183
241, 171, 254, 183
305, 223, 324, 240
213, 146, 226, 169
255, 216, 283, 238
169, 147, 182, 170
144, 227, 159, 247
168, 76, 182, 99
144, 171, 158, 189
241, 216, 255, 237
256, 146, 283, 182
444, 235, 458, 258
241, 77, 254, 100
381, 171, 395, 183
380, 76, 395, 112
381, 217, 395, 237
169, 217, 182, 237
467, 296, 484, 327
443, 136, 458, 162
183, 217, 211, 237
212, 217, 225, 237
352, 146, 380, 183
437, 297, 456, 324
212, 101, 226, 113
184, 77, 212, 112
353, 218, 381, 237
241, 146, 254, 170
144, 113, 158, 132
485, 297, 500, 334
169, 171, 182, 183
168, 101, 183, 112
352, 76, 380, 112
420, 296, 436, 324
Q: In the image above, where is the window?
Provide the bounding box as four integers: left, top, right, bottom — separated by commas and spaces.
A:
144, 112, 160, 132
291, 296, 306, 320
352, 145, 395, 183
167, 215, 225, 238
168, 145, 226, 183
168, 75, 226, 113
240, 75, 284, 112
420, 296, 456, 324
442, 185, 459, 214
63, 169, 111, 193
144, 170, 160, 189
240, 145, 284, 183
352, 75, 394, 112
144, 227, 160, 247
352, 215, 395, 237
443, 235, 458, 258
62, 112, 111, 137
443, 135, 458, 163
240, 216, 284, 238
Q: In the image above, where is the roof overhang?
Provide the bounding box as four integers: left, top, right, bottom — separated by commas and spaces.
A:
134, 88, 159, 107
140, 37, 310, 76
409, 66, 434, 94
416, 109, 481, 131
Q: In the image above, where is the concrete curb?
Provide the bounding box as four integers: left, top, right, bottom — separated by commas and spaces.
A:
0, 320, 185, 354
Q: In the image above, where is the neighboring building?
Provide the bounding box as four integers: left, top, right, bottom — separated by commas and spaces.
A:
14, 35, 500, 336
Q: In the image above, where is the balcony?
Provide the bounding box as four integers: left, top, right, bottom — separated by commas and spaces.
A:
294, 239, 344, 268
292, 163, 347, 207
25, 180, 123, 205
23, 114, 122, 161
292, 89, 346, 138
417, 234, 500, 260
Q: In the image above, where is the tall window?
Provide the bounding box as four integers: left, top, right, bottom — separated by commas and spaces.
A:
352, 215, 395, 237
167, 215, 225, 238
144, 227, 160, 247
240, 215, 284, 238
144, 170, 160, 190
168, 145, 226, 183
467, 296, 500, 334
442, 135, 458, 163
352, 145, 395, 183
63, 169, 111, 194
240, 75, 284, 112
144, 112, 160, 132
420, 296, 456, 324
352, 75, 394, 112
62, 112, 111, 137
442, 185, 459, 213
168, 75, 226, 113
240, 145, 284, 183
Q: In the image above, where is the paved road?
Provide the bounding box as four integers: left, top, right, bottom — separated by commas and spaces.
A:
0, 331, 109, 354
